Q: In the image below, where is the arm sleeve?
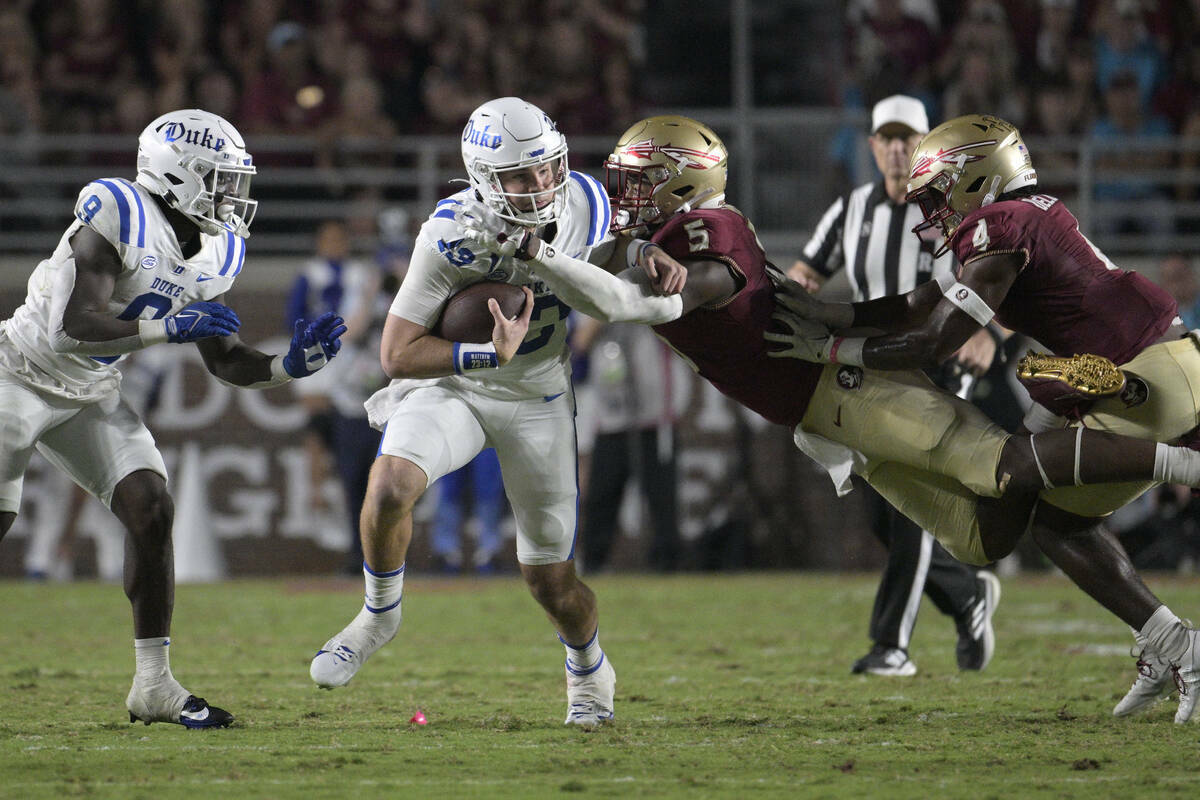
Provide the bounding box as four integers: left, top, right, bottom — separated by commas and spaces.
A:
46, 259, 148, 355
526, 241, 683, 325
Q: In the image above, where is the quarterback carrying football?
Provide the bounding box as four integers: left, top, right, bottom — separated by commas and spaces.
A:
309, 97, 675, 729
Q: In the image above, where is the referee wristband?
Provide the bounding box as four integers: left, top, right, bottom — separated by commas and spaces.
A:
453, 341, 499, 373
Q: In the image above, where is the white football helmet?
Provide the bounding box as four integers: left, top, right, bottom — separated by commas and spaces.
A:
460, 97, 569, 226
135, 109, 258, 237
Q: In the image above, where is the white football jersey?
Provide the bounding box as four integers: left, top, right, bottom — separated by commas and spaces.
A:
381, 170, 612, 405
0, 178, 245, 401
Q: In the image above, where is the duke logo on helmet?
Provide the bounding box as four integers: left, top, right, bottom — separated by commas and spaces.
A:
159, 122, 227, 153
463, 120, 503, 150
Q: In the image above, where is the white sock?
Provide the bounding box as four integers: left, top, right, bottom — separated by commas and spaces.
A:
561, 628, 604, 675
1140, 604, 1190, 664
1153, 443, 1200, 486
134, 637, 178, 689
363, 561, 404, 615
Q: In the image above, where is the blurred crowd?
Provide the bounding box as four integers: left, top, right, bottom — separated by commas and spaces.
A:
842, 0, 1200, 225
846, 0, 1200, 138
0, 0, 643, 141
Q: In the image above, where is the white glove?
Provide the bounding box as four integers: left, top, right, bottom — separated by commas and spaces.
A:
764, 306, 836, 363
456, 198, 527, 258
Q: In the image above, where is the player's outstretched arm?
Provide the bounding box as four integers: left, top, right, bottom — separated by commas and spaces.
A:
613, 236, 688, 296
767, 252, 1021, 370
198, 310, 346, 389
851, 252, 1020, 370
454, 197, 691, 323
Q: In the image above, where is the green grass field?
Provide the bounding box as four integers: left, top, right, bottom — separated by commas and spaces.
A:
3, 571, 1200, 799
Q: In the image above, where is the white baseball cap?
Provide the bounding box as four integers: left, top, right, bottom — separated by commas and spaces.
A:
871, 95, 930, 135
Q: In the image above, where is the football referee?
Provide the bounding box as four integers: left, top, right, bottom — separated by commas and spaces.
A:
790, 95, 1002, 677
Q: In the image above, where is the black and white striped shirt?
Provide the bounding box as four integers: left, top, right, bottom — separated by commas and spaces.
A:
801, 181, 956, 300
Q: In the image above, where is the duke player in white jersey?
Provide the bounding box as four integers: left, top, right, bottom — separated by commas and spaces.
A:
0, 109, 347, 729
309, 97, 678, 728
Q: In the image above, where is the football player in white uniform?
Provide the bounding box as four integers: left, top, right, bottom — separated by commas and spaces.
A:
0, 109, 347, 729
309, 97, 680, 728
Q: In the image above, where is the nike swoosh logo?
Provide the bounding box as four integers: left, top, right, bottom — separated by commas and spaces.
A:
834, 405, 842, 427
196, 275, 215, 282
544, 392, 565, 403
181, 706, 210, 722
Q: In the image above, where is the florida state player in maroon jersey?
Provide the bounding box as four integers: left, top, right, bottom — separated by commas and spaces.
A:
456, 114, 1200, 721
769, 114, 1200, 722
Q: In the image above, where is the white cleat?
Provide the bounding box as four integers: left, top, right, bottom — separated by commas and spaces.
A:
125, 677, 235, 729
1113, 651, 1173, 717
310, 605, 401, 689
1173, 629, 1200, 724
564, 654, 615, 729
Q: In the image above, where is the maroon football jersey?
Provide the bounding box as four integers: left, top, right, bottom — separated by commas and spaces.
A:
650, 207, 822, 427
950, 194, 1177, 365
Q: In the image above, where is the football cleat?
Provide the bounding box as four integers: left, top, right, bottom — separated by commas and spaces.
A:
1016, 351, 1126, 418
1113, 650, 1173, 717
310, 605, 401, 689
1012, 352, 1123, 398
851, 645, 917, 677
1172, 628, 1200, 724
564, 654, 615, 729
1015, 351, 1126, 395
956, 571, 1001, 671
127, 682, 233, 729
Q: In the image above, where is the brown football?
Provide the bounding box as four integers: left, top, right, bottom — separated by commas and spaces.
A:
433, 281, 528, 343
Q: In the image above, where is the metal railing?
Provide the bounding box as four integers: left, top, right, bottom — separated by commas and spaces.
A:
1, 120, 1198, 261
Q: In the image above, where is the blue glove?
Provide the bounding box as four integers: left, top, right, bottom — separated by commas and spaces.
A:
163, 302, 240, 343
283, 311, 347, 378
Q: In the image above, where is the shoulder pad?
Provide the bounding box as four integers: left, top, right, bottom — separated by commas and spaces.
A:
653, 208, 751, 261
567, 171, 611, 248
954, 204, 1022, 262
74, 178, 149, 249
213, 230, 247, 278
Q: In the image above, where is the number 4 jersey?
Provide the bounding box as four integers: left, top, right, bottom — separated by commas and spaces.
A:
0, 178, 246, 401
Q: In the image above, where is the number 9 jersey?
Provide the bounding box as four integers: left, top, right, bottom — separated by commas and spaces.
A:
0, 178, 246, 402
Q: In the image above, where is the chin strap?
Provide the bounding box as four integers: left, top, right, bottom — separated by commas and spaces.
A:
981, 175, 1002, 207
676, 187, 717, 215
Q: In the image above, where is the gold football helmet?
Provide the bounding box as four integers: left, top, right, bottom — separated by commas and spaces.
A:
605, 115, 728, 232
906, 114, 1037, 254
